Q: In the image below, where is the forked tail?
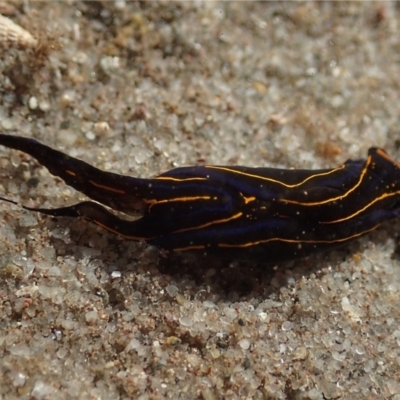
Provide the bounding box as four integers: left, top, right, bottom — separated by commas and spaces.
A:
0, 134, 147, 215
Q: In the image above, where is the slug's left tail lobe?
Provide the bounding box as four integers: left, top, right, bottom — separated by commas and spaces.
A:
0, 133, 148, 215
0, 195, 155, 241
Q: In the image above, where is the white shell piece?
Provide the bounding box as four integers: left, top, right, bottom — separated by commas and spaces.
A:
0, 13, 37, 49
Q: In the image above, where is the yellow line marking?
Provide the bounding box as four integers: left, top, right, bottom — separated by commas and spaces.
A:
322, 191, 400, 224
376, 148, 400, 169
206, 164, 346, 188
89, 180, 126, 194
216, 224, 379, 249
171, 212, 243, 234
173, 224, 379, 252
155, 176, 208, 182
89, 219, 153, 241
145, 195, 212, 206
240, 193, 256, 204
280, 155, 372, 206
66, 169, 76, 176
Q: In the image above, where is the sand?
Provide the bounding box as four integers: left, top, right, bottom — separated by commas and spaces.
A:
0, 2, 400, 399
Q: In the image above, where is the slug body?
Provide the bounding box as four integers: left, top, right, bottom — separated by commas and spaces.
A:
0, 134, 400, 262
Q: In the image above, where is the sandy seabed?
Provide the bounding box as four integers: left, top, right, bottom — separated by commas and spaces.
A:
1, 2, 400, 399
